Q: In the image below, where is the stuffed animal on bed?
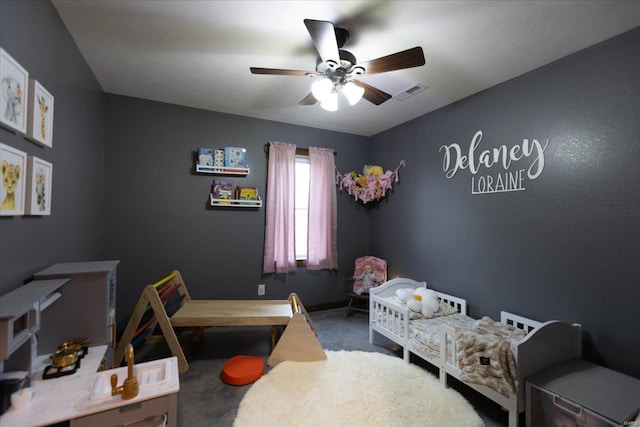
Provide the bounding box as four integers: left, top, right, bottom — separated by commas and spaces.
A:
395, 287, 441, 318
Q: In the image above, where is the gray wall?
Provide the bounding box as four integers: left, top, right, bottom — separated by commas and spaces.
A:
104, 95, 370, 325
369, 27, 640, 378
0, 1, 105, 293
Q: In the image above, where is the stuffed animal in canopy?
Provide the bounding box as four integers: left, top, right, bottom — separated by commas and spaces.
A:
363, 164, 384, 177
395, 287, 441, 318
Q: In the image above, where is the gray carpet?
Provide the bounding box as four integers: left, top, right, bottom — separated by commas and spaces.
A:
138, 307, 514, 426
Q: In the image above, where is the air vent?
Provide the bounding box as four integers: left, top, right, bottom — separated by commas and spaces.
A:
395, 84, 427, 101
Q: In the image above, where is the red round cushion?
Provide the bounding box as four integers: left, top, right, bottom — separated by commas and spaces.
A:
220, 355, 264, 385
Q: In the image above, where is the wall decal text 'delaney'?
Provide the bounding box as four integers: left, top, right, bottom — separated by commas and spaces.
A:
439, 131, 549, 194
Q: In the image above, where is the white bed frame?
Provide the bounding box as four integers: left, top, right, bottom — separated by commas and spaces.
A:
369, 278, 582, 427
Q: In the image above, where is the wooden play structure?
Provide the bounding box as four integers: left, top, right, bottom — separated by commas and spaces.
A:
115, 270, 326, 373
267, 293, 326, 367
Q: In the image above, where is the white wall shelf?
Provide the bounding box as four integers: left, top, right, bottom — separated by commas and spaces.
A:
210, 194, 262, 208
196, 164, 250, 175
196, 160, 259, 208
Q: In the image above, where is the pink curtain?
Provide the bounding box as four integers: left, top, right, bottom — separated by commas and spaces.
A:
263, 141, 296, 273
307, 147, 338, 270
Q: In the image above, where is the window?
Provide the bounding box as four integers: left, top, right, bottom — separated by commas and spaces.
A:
263, 142, 337, 274
294, 155, 310, 261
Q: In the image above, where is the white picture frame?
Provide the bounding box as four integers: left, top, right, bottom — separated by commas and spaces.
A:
26, 80, 54, 147
0, 142, 27, 216
0, 48, 29, 134
25, 155, 53, 215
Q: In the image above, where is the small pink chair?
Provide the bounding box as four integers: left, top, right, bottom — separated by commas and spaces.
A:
345, 256, 387, 318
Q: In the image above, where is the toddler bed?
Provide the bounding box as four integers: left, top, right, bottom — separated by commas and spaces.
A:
369, 278, 582, 427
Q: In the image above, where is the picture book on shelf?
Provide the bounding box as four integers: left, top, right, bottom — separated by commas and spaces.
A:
197, 147, 215, 166
214, 149, 225, 167
236, 186, 258, 200
212, 179, 233, 203
224, 147, 247, 168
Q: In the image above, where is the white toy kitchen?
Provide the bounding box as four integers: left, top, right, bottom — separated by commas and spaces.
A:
0, 261, 179, 427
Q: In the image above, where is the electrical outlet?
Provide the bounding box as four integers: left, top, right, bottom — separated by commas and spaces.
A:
258, 284, 265, 296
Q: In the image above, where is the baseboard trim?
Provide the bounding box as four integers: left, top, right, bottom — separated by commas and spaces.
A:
305, 300, 350, 312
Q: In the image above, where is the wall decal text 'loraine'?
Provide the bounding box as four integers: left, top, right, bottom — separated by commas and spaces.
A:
439, 130, 549, 195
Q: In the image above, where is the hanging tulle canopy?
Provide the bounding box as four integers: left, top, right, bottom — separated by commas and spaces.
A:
336, 160, 405, 204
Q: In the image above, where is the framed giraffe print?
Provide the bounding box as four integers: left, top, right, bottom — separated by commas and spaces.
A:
0, 142, 27, 216
25, 155, 52, 215
26, 80, 54, 147
0, 48, 29, 134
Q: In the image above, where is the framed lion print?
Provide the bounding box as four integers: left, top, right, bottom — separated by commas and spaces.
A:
26, 155, 53, 215
0, 142, 27, 216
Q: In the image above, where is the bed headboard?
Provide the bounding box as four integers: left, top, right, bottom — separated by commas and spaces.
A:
516, 320, 583, 385
370, 278, 427, 297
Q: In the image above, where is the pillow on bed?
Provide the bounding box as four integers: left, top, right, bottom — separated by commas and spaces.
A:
395, 288, 415, 302
381, 295, 459, 319
410, 300, 459, 319
407, 300, 457, 319
436, 301, 459, 317
381, 295, 405, 307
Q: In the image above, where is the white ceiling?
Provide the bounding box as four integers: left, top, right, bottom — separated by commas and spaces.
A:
51, 1, 640, 137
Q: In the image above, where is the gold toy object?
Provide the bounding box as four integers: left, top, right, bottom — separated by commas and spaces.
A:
111, 344, 139, 400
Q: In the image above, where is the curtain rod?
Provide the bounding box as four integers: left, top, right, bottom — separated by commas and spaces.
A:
263, 143, 337, 156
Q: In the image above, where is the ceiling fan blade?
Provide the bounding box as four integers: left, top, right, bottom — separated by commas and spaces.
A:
304, 19, 340, 66
250, 67, 317, 76
353, 80, 392, 105
298, 93, 318, 105
359, 46, 425, 76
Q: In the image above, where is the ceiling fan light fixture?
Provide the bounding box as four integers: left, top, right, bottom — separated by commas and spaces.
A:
320, 90, 338, 111
350, 66, 365, 76
311, 78, 333, 101
342, 81, 365, 106
251, 19, 426, 110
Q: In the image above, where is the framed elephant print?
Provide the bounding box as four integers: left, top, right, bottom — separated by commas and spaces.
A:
26, 80, 54, 147
26, 155, 52, 215
0, 48, 29, 134
0, 142, 27, 216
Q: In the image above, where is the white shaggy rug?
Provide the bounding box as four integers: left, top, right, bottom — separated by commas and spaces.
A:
234, 350, 484, 427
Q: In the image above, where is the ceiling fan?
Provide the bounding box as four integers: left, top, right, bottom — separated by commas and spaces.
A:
250, 19, 426, 111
